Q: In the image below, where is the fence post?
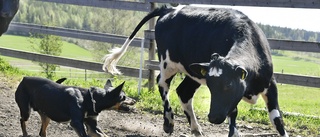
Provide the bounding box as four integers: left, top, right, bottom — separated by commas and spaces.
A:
147, 2, 156, 91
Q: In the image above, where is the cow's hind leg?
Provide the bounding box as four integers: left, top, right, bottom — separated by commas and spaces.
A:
176, 76, 202, 136
261, 79, 288, 137
157, 73, 176, 134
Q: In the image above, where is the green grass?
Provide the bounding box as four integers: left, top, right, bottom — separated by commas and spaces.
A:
0, 34, 93, 61
273, 55, 320, 76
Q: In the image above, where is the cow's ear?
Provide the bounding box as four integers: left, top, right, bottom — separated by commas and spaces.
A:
235, 66, 247, 80
211, 53, 220, 61
189, 63, 210, 78
104, 79, 113, 89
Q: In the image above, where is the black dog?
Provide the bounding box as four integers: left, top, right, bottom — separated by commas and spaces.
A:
15, 76, 135, 137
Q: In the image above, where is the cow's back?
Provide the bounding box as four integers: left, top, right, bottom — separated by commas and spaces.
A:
155, 6, 253, 72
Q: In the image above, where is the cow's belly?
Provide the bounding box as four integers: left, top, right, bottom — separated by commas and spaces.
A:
160, 50, 206, 85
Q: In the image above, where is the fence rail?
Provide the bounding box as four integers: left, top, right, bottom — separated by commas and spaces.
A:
146, 0, 320, 9
38, 0, 320, 10
0, 47, 149, 79
1, 47, 319, 88
144, 60, 320, 88
144, 30, 320, 53
9, 22, 147, 48
9, 23, 320, 53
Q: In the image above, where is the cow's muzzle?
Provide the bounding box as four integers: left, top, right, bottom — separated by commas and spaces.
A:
208, 113, 226, 124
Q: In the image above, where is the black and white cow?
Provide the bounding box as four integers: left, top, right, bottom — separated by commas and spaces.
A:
0, 0, 19, 36
103, 5, 288, 137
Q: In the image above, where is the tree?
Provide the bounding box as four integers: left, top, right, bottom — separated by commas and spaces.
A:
29, 33, 63, 79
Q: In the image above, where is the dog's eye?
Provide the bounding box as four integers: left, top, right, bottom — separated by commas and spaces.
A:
121, 96, 126, 102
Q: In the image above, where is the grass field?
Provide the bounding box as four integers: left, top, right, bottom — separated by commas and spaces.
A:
0, 35, 93, 60
1, 34, 320, 135
0, 34, 99, 79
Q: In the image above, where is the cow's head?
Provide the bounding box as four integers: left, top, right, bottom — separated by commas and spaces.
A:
190, 53, 247, 124
0, 0, 19, 35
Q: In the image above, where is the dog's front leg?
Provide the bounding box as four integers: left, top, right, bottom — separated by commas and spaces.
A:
84, 116, 107, 137
69, 105, 88, 136
70, 119, 88, 137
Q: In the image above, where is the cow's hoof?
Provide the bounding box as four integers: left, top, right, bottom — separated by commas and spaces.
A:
191, 130, 204, 136
163, 123, 174, 134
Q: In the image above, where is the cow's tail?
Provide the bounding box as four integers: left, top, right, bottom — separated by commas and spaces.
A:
102, 6, 173, 74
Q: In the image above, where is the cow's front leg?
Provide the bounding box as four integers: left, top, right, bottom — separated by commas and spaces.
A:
84, 116, 107, 137
261, 79, 288, 137
228, 108, 239, 137
176, 76, 202, 136
157, 73, 176, 134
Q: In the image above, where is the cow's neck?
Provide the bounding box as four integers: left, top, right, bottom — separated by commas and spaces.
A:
225, 40, 261, 73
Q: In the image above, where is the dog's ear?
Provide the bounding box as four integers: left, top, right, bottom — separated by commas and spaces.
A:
111, 81, 125, 95
56, 78, 67, 84
104, 79, 113, 90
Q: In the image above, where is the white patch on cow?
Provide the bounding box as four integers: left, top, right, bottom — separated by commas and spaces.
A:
269, 109, 281, 127
180, 98, 202, 133
85, 115, 99, 121
173, 5, 186, 14
66, 87, 75, 94
262, 88, 268, 95
261, 88, 269, 104
227, 117, 240, 137
165, 111, 174, 124
242, 95, 259, 104
159, 50, 206, 85
231, 128, 239, 137
208, 67, 223, 77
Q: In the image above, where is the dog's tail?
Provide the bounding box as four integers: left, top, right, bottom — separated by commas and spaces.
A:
102, 6, 173, 75
55, 78, 67, 84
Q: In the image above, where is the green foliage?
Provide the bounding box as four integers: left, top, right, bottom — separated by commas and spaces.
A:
13, 0, 147, 37
28, 33, 63, 79
0, 57, 20, 75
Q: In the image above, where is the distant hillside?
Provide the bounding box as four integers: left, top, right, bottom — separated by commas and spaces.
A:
258, 23, 320, 42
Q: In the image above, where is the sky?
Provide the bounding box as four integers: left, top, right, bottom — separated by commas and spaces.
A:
193, 5, 320, 32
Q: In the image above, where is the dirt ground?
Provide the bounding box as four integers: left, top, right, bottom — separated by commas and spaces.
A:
0, 75, 282, 137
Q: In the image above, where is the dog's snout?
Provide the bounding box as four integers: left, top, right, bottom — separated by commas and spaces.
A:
123, 97, 136, 105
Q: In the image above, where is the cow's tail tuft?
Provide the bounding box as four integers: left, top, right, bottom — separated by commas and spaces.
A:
102, 6, 172, 75
102, 38, 132, 74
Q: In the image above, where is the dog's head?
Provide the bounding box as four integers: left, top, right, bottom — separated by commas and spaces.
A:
89, 79, 136, 113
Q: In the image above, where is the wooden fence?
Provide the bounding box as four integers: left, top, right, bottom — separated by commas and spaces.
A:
2, 0, 320, 89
